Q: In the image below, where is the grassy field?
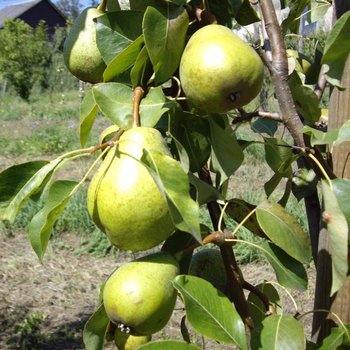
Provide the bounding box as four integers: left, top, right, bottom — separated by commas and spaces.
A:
0, 90, 312, 349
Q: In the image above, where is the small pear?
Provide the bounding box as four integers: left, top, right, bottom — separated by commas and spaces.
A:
115, 328, 151, 350
189, 249, 227, 286
63, 7, 106, 83
180, 25, 264, 113
103, 252, 179, 335
87, 127, 175, 251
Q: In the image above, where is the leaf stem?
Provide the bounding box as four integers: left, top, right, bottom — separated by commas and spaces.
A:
97, 0, 107, 12
57, 147, 94, 160
231, 209, 256, 238
307, 152, 333, 190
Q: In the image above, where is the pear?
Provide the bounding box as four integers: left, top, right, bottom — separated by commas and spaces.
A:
63, 7, 106, 83
189, 249, 227, 286
103, 252, 179, 335
87, 127, 175, 251
179, 25, 264, 113
114, 328, 151, 350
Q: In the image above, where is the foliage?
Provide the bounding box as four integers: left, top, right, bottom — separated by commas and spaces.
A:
56, 0, 83, 19
0, 19, 51, 101
1, 0, 350, 349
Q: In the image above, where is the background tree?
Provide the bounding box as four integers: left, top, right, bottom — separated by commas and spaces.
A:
56, 0, 83, 19
0, 19, 51, 101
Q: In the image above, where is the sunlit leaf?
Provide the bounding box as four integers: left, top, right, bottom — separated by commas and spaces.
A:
80, 89, 98, 147
174, 275, 247, 349
318, 326, 345, 350
334, 119, 350, 146
1, 159, 62, 223
141, 149, 201, 242
92, 83, 133, 129
143, 3, 189, 82
332, 178, 350, 232
29, 180, 78, 261
131, 45, 152, 88
307, 0, 330, 24
139, 87, 174, 127
257, 200, 311, 264
251, 314, 305, 349
95, 11, 143, 65
301, 125, 340, 146
322, 11, 350, 88
322, 180, 348, 295
83, 304, 109, 350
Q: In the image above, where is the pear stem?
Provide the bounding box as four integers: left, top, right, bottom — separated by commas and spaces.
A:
133, 87, 145, 127
90, 129, 124, 154
97, 0, 107, 12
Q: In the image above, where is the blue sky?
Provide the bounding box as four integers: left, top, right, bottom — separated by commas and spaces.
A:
0, 0, 93, 11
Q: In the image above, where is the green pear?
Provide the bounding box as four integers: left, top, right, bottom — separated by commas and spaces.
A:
189, 249, 227, 286
103, 252, 179, 335
115, 328, 151, 350
87, 127, 175, 251
63, 7, 106, 83
179, 25, 264, 113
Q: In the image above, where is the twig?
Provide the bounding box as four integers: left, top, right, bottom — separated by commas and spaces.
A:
233, 108, 283, 124
314, 65, 327, 101
90, 129, 124, 154
243, 281, 276, 315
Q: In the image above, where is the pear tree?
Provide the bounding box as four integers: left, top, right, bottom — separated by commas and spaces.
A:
1, 0, 350, 349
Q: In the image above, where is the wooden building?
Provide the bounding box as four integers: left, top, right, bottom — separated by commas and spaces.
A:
0, 0, 67, 34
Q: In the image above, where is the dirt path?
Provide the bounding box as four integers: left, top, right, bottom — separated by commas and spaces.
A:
0, 231, 316, 350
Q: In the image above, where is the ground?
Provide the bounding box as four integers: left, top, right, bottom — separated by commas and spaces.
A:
0, 229, 316, 350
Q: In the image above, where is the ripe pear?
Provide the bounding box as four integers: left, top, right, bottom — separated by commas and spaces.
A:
115, 328, 151, 350
63, 7, 106, 83
189, 249, 227, 286
179, 25, 264, 113
103, 252, 179, 335
87, 127, 175, 251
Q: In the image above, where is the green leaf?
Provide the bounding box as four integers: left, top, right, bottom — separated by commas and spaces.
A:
174, 275, 247, 349
322, 11, 350, 88
92, 83, 133, 129
307, 0, 330, 24
175, 112, 211, 173
104, 35, 144, 82
248, 283, 281, 328
225, 199, 265, 237
264, 173, 283, 198
143, 3, 189, 83
260, 241, 308, 291
95, 11, 143, 65
139, 87, 175, 127
301, 125, 340, 146
290, 83, 321, 124
257, 201, 311, 264
292, 168, 318, 202
251, 314, 305, 350
29, 180, 78, 261
332, 178, 350, 231
138, 340, 201, 350
281, 0, 309, 34
131, 45, 151, 88
235, 0, 260, 26
1, 159, 62, 223
80, 89, 98, 147
252, 118, 278, 136
188, 172, 223, 206
334, 119, 350, 146
318, 326, 345, 350
0, 161, 49, 217
264, 138, 293, 177
209, 115, 244, 186
322, 180, 348, 295
141, 149, 201, 242
207, 0, 235, 26
83, 304, 109, 350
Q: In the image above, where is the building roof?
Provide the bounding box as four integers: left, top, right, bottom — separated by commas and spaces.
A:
0, 0, 66, 28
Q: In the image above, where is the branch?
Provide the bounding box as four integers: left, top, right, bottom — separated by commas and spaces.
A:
259, 0, 306, 149
314, 65, 327, 101
90, 129, 124, 154
233, 108, 283, 125
198, 167, 254, 330
243, 281, 276, 315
